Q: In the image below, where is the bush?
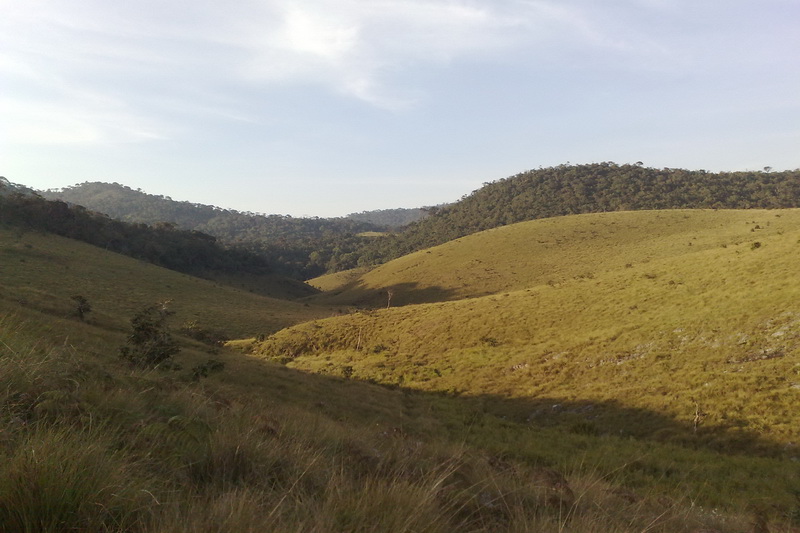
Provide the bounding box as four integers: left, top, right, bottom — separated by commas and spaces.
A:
191, 359, 225, 381
70, 295, 92, 321
120, 303, 181, 368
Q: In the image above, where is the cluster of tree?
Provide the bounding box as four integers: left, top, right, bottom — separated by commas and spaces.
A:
355, 163, 800, 263
0, 190, 272, 277
0, 176, 36, 197
345, 207, 431, 228
44, 182, 389, 278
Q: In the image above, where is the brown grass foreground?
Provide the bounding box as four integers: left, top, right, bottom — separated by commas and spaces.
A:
2, 310, 790, 532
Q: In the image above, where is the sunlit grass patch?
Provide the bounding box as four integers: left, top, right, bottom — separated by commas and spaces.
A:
311, 209, 800, 307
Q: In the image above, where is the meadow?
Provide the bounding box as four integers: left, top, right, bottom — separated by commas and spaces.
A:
308, 209, 800, 306
249, 210, 800, 524
2, 213, 800, 531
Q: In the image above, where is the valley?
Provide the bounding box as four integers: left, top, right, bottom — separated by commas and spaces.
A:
2, 168, 800, 531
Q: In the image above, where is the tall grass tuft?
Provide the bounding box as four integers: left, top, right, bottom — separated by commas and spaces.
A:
0, 425, 148, 533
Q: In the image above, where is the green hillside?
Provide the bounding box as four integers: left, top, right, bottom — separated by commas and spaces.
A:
307, 266, 371, 292
36, 164, 800, 280
8, 226, 798, 531
251, 209, 800, 451
346, 206, 431, 228
0, 227, 329, 338
42, 181, 383, 279
356, 163, 800, 265
309, 208, 800, 307
3, 217, 800, 530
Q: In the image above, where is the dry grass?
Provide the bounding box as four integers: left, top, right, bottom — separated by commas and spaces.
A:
3, 213, 800, 531
309, 209, 800, 307
253, 209, 800, 447
307, 266, 371, 292
6, 312, 777, 532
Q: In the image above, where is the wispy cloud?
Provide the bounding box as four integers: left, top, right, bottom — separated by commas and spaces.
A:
1, 0, 644, 125
1, 0, 796, 148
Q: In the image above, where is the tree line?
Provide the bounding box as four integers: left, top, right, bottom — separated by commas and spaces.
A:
0, 188, 272, 277
354, 163, 800, 264
19, 163, 800, 279
44, 182, 385, 279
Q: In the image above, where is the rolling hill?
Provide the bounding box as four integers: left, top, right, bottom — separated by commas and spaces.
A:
0, 227, 331, 339
251, 209, 800, 453
355, 163, 800, 265
41, 181, 388, 278
309, 208, 800, 307
4, 180, 800, 530
35, 164, 800, 280
6, 219, 794, 531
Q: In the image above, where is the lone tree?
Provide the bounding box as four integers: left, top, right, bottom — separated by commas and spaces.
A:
120, 301, 181, 368
70, 295, 92, 321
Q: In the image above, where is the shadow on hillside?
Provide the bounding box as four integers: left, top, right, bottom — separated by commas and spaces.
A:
203, 271, 321, 301
252, 358, 796, 461
457, 392, 795, 459
306, 280, 461, 309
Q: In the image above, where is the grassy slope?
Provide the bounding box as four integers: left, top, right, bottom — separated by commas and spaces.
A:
307, 266, 371, 292
2, 220, 799, 530
0, 227, 334, 338
248, 210, 800, 494
8, 305, 781, 532
309, 209, 796, 307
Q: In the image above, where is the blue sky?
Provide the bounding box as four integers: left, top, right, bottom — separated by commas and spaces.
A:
1, 0, 798, 217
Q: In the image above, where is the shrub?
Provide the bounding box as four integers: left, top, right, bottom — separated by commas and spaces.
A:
120, 303, 181, 369
70, 295, 92, 321
191, 359, 225, 381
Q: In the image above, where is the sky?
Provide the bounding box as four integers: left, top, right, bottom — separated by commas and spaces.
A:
1, 1, 799, 217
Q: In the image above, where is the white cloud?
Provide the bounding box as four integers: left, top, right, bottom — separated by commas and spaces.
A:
1, 0, 795, 146
223, 0, 631, 108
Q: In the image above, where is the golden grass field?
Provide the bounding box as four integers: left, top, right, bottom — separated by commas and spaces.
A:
309, 209, 800, 307
249, 210, 800, 507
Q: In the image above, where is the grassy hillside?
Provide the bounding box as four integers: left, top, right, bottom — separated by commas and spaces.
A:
38, 165, 800, 278
5, 227, 795, 530
307, 266, 371, 293
0, 227, 330, 338
246, 210, 800, 492
7, 307, 789, 532
355, 164, 800, 266
310, 208, 800, 307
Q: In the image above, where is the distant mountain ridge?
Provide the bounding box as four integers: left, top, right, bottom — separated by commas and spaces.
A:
27, 162, 800, 277
43, 182, 386, 278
